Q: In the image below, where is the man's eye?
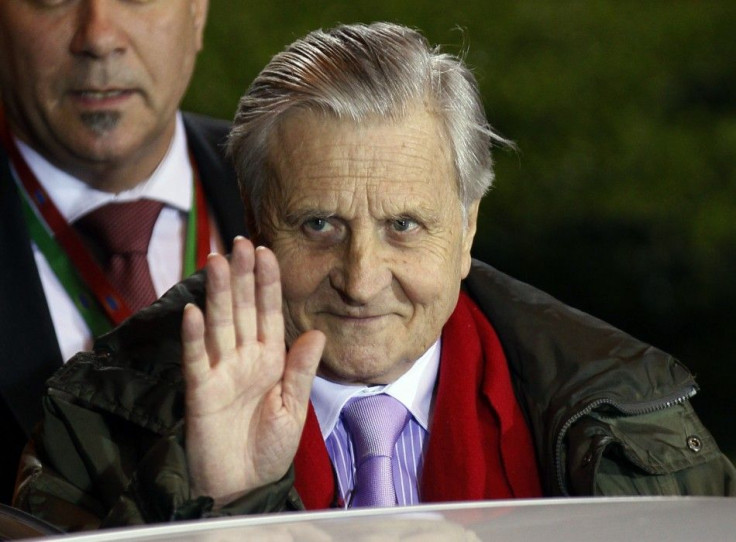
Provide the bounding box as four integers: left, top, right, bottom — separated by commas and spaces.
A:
300, 217, 343, 243
304, 217, 331, 232
391, 218, 419, 233
33, 0, 67, 6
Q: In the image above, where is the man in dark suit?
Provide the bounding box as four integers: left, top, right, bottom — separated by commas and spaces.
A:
0, 1, 244, 504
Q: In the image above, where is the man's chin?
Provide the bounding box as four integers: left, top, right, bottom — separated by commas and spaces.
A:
317, 352, 411, 386
79, 111, 122, 136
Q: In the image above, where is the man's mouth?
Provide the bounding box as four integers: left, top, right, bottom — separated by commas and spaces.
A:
77, 89, 130, 99
70, 88, 137, 108
325, 311, 392, 324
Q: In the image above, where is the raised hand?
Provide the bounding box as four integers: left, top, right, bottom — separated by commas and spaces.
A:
181, 236, 325, 507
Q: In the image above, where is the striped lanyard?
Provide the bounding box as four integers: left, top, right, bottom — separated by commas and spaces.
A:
0, 107, 211, 335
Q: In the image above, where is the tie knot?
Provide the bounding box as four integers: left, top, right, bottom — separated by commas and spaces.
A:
342, 394, 409, 462
75, 200, 164, 256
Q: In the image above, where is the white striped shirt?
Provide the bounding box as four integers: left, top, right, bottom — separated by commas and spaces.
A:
311, 340, 440, 507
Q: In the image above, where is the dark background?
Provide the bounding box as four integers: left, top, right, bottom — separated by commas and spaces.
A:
184, 2, 736, 459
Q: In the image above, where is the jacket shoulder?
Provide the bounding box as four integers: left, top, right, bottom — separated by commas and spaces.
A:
182, 112, 231, 146
180, 112, 246, 246
463, 259, 694, 406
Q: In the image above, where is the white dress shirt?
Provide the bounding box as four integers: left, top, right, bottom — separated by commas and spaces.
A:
311, 339, 441, 437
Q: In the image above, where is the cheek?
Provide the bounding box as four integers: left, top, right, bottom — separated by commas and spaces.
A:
9, 34, 63, 87
137, 15, 198, 79
280, 267, 320, 304
395, 256, 460, 312
398, 243, 465, 313
280, 257, 332, 345
275, 244, 331, 306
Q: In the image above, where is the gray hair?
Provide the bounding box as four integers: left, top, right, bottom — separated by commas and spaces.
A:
227, 22, 509, 239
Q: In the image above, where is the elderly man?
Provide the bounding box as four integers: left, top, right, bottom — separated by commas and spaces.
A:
0, 0, 245, 504
16, 22, 735, 530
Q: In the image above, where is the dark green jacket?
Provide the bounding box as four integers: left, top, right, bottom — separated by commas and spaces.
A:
14, 260, 735, 531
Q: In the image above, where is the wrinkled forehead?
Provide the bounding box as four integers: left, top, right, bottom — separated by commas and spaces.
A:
266, 106, 457, 194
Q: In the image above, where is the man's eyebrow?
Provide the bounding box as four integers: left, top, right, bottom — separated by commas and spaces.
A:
388, 203, 441, 224
282, 207, 333, 226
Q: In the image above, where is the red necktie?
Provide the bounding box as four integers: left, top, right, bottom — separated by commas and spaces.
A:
74, 200, 164, 313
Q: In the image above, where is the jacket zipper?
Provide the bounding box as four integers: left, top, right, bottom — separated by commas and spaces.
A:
554, 384, 698, 495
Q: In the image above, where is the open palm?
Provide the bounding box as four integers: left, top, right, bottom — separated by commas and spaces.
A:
181, 237, 325, 507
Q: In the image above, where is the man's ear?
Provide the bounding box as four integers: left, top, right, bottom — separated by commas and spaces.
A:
460, 199, 481, 279
192, 0, 209, 52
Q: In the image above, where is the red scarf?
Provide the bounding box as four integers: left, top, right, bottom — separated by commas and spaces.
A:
294, 291, 542, 508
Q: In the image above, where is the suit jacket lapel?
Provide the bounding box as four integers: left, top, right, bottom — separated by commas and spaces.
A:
182, 113, 246, 247
0, 149, 63, 436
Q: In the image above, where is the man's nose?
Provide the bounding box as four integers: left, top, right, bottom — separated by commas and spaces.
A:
331, 231, 392, 304
70, 0, 127, 59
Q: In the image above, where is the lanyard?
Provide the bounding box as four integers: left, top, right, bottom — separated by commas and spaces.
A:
0, 107, 211, 332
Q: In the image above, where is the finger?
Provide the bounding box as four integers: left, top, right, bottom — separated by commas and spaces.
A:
203, 252, 236, 362
282, 330, 325, 418
254, 246, 285, 347
230, 236, 257, 347
181, 303, 209, 385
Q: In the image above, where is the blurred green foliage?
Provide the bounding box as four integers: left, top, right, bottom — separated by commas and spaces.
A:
185, 1, 736, 458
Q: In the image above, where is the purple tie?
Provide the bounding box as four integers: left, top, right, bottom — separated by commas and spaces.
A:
342, 394, 410, 507
75, 200, 164, 312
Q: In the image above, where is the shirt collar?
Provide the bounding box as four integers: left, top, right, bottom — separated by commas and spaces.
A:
310, 339, 441, 439
15, 112, 192, 222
